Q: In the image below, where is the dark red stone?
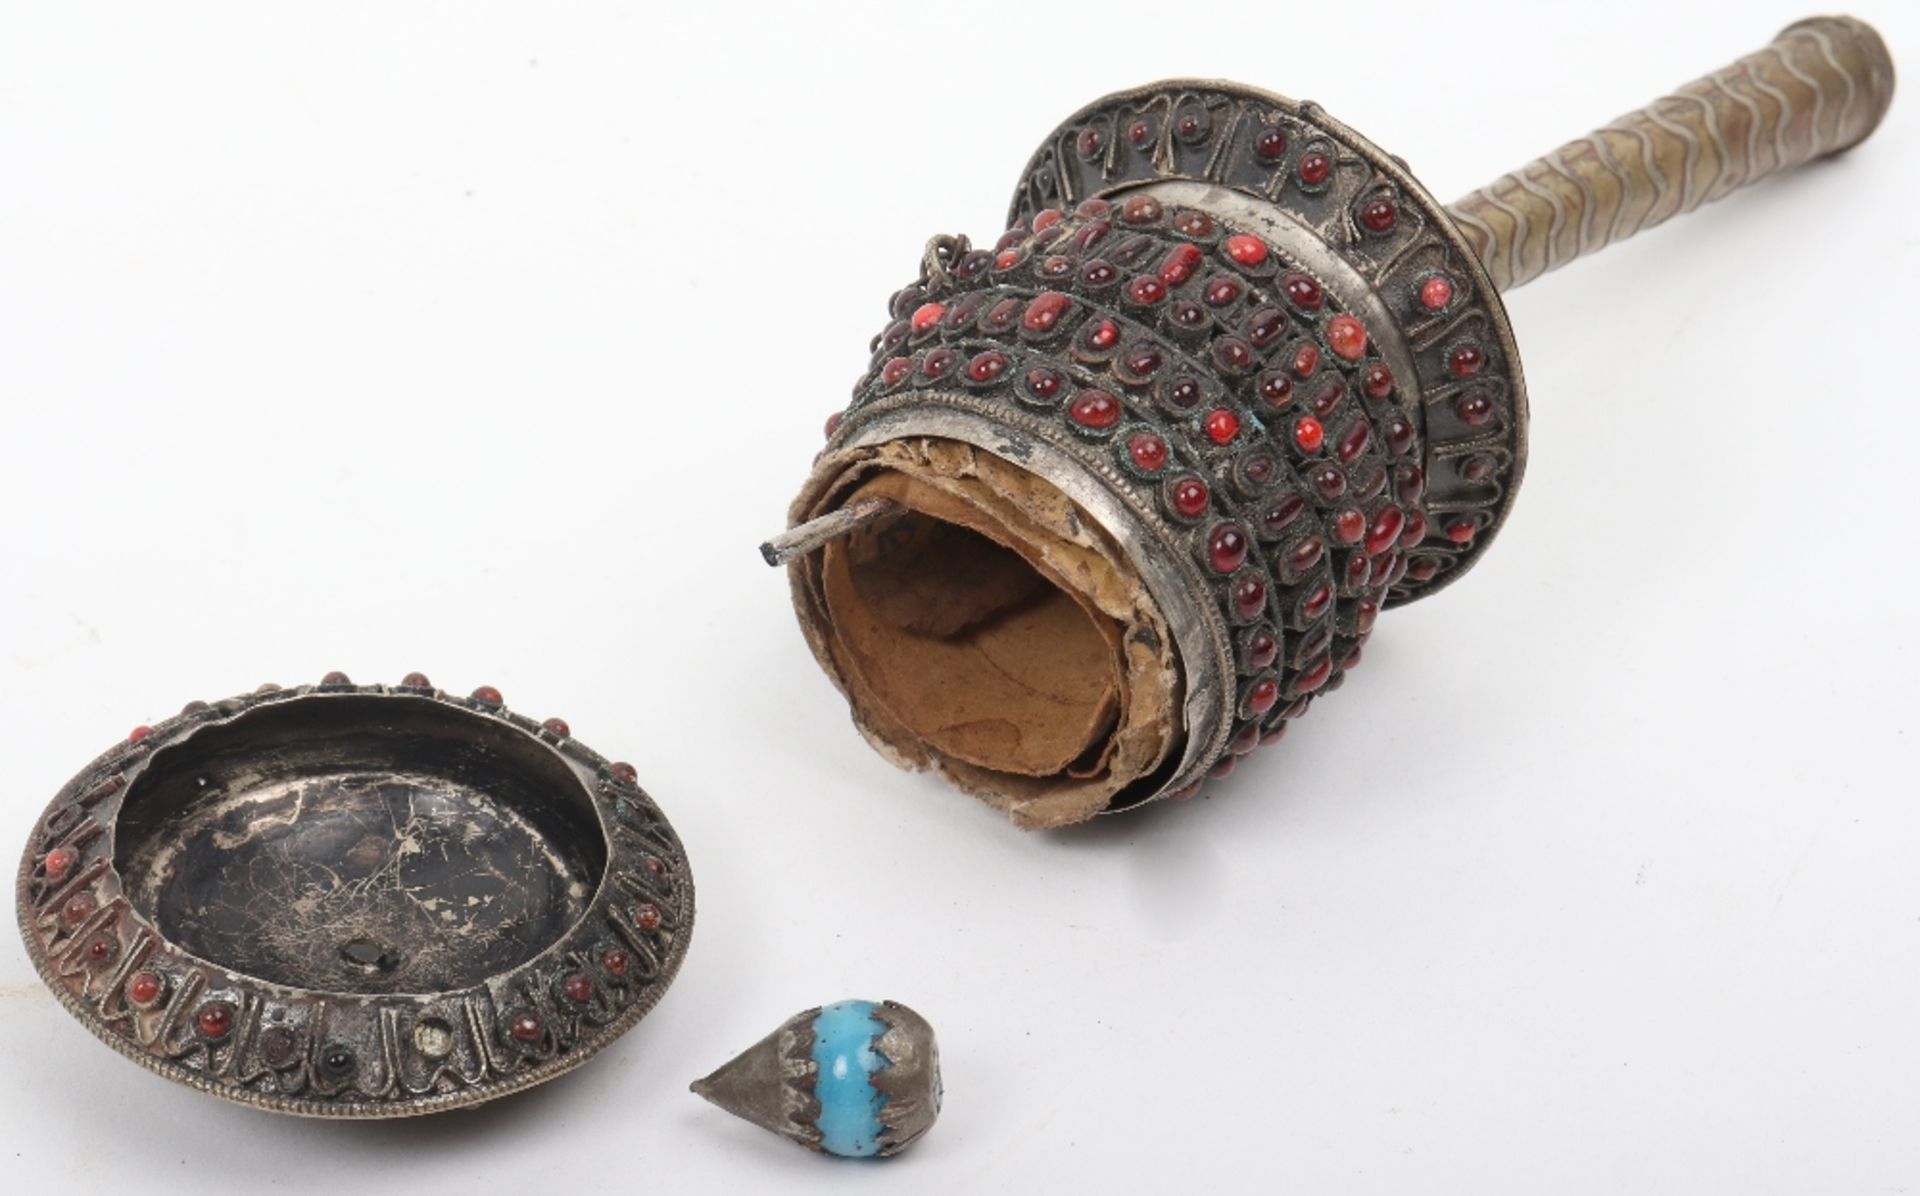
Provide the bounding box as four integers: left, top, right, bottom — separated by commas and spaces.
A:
1385, 414, 1416, 456
196, 1002, 234, 1039
509, 1011, 543, 1043
1263, 495, 1306, 536
633, 902, 663, 931
881, 356, 914, 386
1356, 598, 1380, 635
1292, 344, 1320, 378
967, 350, 1009, 383
562, 973, 595, 1004
1260, 724, 1289, 747
1203, 277, 1241, 307
1283, 273, 1323, 310
1333, 508, 1366, 544
1256, 126, 1288, 160
1204, 408, 1241, 445
602, 947, 631, 977
1294, 655, 1334, 694
1293, 417, 1325, 453
1297, 151, 1331, 186
1023, 291, 1073, 333
1420, 275, 1454, 310
43, 846, 77, 882
1173, 210, 1215, 237
1207, 524, 1249, 573
1360, 198, 1397, 233
1301, 585, 1333, 620
1077, 125, 1105, 158
1077, 198, 1112, 218
643, 855, 669, 876
1396, 465, 1426, 505
470, 685, 502, 705
86, 935, 116, 964
180, 699, 210, 714
1457, 393, 1494, 426
994, 248, 1025, 270
1400, 509, 1428, 548
1032, 208, 1064, 232
1247, 678, 1280, 715
1289, 536, 1326, 574
823, 411, 842, 439
1162, 375, 1201, 408
1308, 380, 1344, 420
1127, 432, 1169, 472
1229, 723, 1261, 756
611, 761, 638, 784
1212, 337, 1253, 373
1247, 307, 1288, 347
1347, 552, 1371, 586
1461, 454, 1494, 482
1081, 260, 1118, 288
1246, 628, 1280, 670
1310, 464, 1346, 501
1122, 345, 1163, 379
401, 672, 431, 688
1026, 368, 1064, 402
1207, 755, 1238, 780
1121, 194, 1163, 224
1039, 254, 1075, 279
1336, 420, 1372, 463
1083, 319, 1120, 351
61, 893, 94, 925
1406, 556, 1441, 583
127, 971, 162, 1006
541, 717, 571, 738
910, 302, 946, 332
1446, 519, 1478, 545
1170, 476, 1211, 520
1175, 109, 1210, 142
1362, 363, 1394, 401
1127, 275, 1167, 305
1170, 300, 1208, 329
1076, 221, 1112, 250
1129, 119, 1152, 146
1160, 243, 1204, 286
1069, 389, 1122, 430
920, 347, 956, 378
128, 725, 152, 743
1258, 370, 1293, 408
1449, 343, 1486, 377
1224, 234, 1267, 267
1231, 575, 1267, 620
322, 671, 351, 685
1366, 507, 1406, 555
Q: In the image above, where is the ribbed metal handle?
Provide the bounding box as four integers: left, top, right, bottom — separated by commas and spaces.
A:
1448, 15, 1895, 292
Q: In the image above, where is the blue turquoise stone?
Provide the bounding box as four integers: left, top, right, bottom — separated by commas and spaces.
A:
809, 999, 891, 1157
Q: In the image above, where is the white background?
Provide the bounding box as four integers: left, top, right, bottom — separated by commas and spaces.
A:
2, 2, 1915, 1191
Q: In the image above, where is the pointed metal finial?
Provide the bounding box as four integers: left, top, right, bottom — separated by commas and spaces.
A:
691, 999, 941, 1158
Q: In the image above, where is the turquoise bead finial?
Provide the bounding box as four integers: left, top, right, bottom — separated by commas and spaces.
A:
691, 998, 942, 1158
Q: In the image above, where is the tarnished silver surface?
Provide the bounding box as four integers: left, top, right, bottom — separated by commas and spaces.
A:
15, 678, 694, 1117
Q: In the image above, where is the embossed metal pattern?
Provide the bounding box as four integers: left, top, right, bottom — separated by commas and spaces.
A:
14, 679, 694, 1117
999, 79, 1529, 607
1447, 16, 1895, 291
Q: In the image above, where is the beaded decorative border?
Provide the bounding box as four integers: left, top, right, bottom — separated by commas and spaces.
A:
14, 677, 693, 1117
1002, 79, 1530, 607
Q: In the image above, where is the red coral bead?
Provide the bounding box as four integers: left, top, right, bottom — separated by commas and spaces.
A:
1325, 315, 1367, 361
43, 846, 77, 881
1224, 234, 1268, 266
127, 971, 162, 1006
1293, 417, 1325, 453
1069, 389, 1121, 430
1207, 524, 1249, 573
910, 302, 946, 332
1420, 275, 1454, 310
1170, 477, 1211, 519
1023, 291, 1073, 333
1204, 408, 1241, 445
1127, 432, 1169, 472
128, 725, 152, 743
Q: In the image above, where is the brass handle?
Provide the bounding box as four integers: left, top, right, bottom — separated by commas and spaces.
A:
1448, 15, 1895, 292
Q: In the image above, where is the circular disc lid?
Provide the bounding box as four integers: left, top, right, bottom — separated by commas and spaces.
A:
15, 675, 693, 1117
